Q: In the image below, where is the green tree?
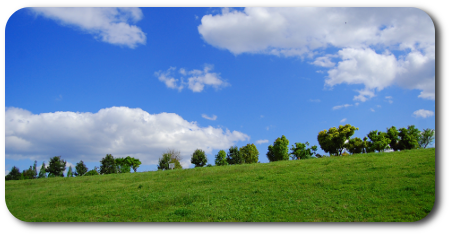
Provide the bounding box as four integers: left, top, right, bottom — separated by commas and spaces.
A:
191, 149, 207, 167
419, 128, 435, 148
38, 162, 47, 178
240, 143, 259, 164
126, 156, 141, 172
67, 166, 74, 177
75, 160, 88, 176
267, 135, 290, 162
398, 125, 421, 150
158, 149, 182, 170
115, 157, 131, 173
344, 137, 366, 154
226, 146, 242, 165
317, 124, 358, 156
386, 126, 400, 151
22, 166, 35, 180
46, 156, 67, 177
100, 154, 117, 174
32, 160, 38, 179
215, 150, 228, 166
85, 167, 99, 176
5, 166, 21, 180
290, 141, 318, 160
366, 130, 391, 152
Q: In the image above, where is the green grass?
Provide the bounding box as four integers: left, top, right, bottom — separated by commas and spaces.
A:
5, 148, 435, 222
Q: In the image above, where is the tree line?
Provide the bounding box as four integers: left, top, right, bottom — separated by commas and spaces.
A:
5, 155, 141, 181
6, 124, 435, 179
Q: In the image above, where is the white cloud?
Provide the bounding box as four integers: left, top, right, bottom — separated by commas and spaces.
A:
412, 109, 434, 118
155, 65, 229, 92
340, 118, 347, 123
256, 139, 269, 144
202, 114, 217, 121
30, 7, 146, 48
198, 8, 434, 101
332, 104, 353, 110
377, 105, 382, 108
5, 107, 249, 167
385, 96, 394, 104
370, 108, 375, 112
312, 55, 336, 67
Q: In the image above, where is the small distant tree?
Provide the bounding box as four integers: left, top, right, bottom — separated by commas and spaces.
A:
386, 126, 400, 151
158, 149, 183, 170
240, 143, 259, 164
75, 160, 88, 176
344, 137, 366, 154
267, 135, 290, 162
366, 130, 391, 152
38, 162, 47, 178
227, 146, 242, 165
127, 157, 142, 172
85, 167, 99, 176
215, 150, 228, 166
46, 156, 67, 177
6, 166, 21, 181
317, 124, 358, 156
290, 141, 318, 160
67, 166, 73, 177
419, 128, 435, 148
115, 157, 131, 173
22, 166, 35, 180
100, 154, 117, 174
191, 149, 207, 167
398, 125, 421, 150
32, 161, 38, 179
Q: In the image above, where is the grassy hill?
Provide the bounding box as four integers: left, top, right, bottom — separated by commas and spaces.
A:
5, 148, 435, 222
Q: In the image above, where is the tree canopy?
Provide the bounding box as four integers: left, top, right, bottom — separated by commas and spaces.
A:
290, 141, 318, 160
398, 125, 421, 150
215, 150, 228, 166
267, 135, 290, 162
317, 124, 358, 156
191, 149, 207, 167
240, 143, 259, 164
75, 160, 88, 176
46, 156, 67, 177
100, 154, 117, 174
227, 146, 242, 165
366, 130, 391, 152
419, 128, 435, 148
158, 149, 182, 170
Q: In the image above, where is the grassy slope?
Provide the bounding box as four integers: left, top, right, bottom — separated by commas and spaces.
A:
5, 148, 435, 222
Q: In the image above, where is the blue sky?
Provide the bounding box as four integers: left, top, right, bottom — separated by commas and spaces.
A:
5, 7, 435, 175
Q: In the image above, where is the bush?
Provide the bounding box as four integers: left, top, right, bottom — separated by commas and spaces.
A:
290, 142, 318, 160
85, 167, 99, 176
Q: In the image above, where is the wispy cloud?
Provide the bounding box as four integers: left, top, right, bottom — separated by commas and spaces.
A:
332, 104, 353, 110
340, 118, 347, 123
155, 65, 229, 92
385, 96, 394, 104
370, 108, 375, 112
202, 114, 217, 121
30, 7, 146, 48
256, 139, 269, 144
412, 109, 434, 118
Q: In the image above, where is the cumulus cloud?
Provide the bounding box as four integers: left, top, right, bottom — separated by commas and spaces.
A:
412, 109, 434, 118
340, 118, 347, 123
198, 7, 435, 101
155, 65, 229, 92
202, 114, 217, 121
30, 7, 146, 48
5, 107, 249, 167
256, 139, 269, 144
332, 104, 353, 110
